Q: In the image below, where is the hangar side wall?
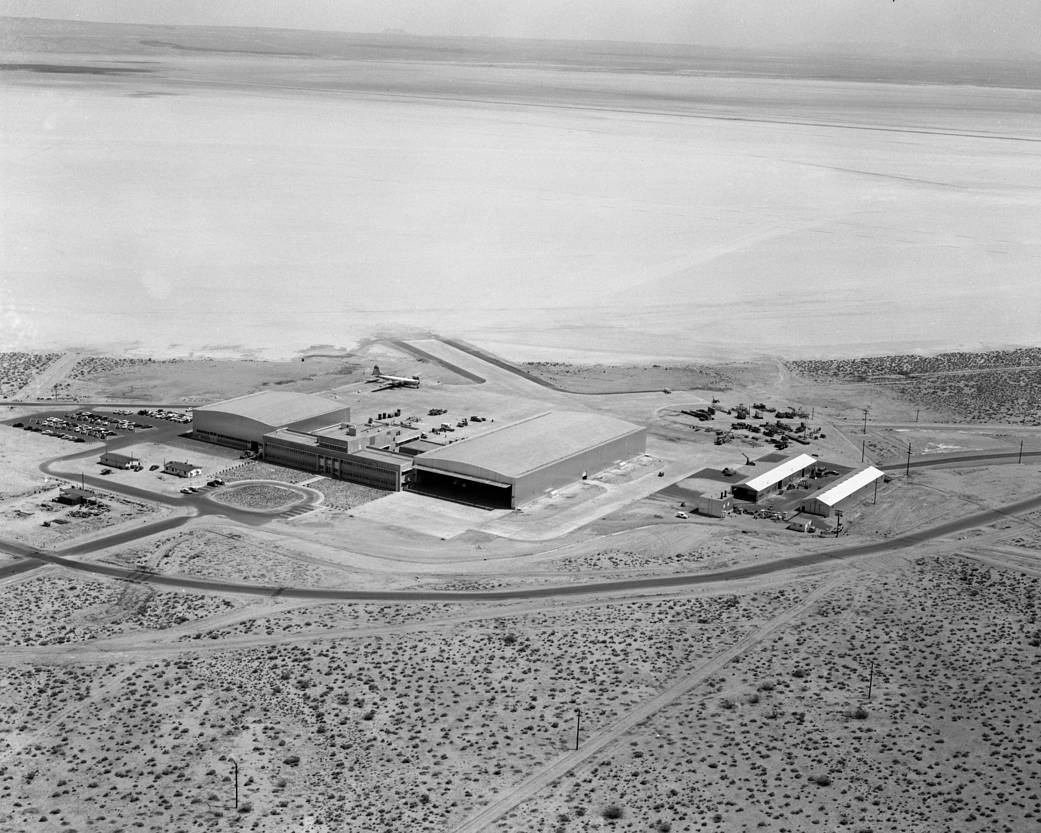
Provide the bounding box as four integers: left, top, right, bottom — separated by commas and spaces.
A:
193, 413, 274, 449
194, 407, 345, 450
512, 428, 647, 506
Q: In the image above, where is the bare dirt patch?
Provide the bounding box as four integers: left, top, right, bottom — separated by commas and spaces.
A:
0, 425, 76, 498
116, 527, 358, 588
850, 465, 1041, 539
522, 361, 734, 394
58, 355, 365, 403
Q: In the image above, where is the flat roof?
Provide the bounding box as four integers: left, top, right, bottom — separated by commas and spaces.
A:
738, 453, 818, 493
264, 428, 319, 447
314, 422, 380, 439
415, 411, 644, 480
195, 391, 344, 427
809, 466, 884, 507
399, 439, 445, 454
349, 448, 413, 468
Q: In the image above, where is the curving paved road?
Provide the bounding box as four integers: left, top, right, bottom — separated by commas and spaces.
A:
6, 396, 1041, 602
4, 487, 1041, 602
880, 449, 1041, 470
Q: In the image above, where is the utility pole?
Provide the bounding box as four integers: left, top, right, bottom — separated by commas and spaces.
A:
230, 758, 238, 809
862, 407, 869, 435
914, 408, 920, 423
905, 442, 912, 477
867, 659, 876, 700
861, 439, 866, 463
873, 477, 878, 504
575, 709, 581, 751
1019, 440, 1024, 464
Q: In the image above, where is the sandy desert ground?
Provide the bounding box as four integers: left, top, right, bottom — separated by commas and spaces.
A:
494, 558, 1041, 833
1, 344, 1040, 833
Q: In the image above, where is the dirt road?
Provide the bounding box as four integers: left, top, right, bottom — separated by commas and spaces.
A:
13, 351, 81, 399
449, 574, 845, 833
5, 481, 1040, 602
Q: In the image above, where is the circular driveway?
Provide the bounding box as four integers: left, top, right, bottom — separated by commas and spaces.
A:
206, 480, 323, 515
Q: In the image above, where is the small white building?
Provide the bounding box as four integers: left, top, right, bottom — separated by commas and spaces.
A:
164, 460, 202, 478
802, 466, 884, 517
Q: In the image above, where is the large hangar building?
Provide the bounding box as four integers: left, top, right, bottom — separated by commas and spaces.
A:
412, 411, 647, 508
192, 391, 348, 452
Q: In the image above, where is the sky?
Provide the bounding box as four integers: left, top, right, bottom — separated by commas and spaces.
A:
0, 0, 1038, 58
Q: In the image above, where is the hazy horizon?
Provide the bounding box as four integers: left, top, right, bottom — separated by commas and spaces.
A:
2, 0, 1041, 59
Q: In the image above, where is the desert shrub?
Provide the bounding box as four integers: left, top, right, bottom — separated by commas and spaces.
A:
602, 805, 624, 820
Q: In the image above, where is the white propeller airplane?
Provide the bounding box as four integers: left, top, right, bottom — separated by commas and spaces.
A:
369, 365, 420, 389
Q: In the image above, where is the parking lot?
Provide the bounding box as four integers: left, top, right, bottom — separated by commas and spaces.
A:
12, 409, 155, 444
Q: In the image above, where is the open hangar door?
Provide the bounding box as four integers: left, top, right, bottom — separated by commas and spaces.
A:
411, 469, 513, 509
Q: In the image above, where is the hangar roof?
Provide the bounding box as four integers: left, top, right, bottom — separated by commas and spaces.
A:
738, 453, 817, 493
809, 466, 884, 507
195, 391, 344, 428
415, 411, 644, 480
